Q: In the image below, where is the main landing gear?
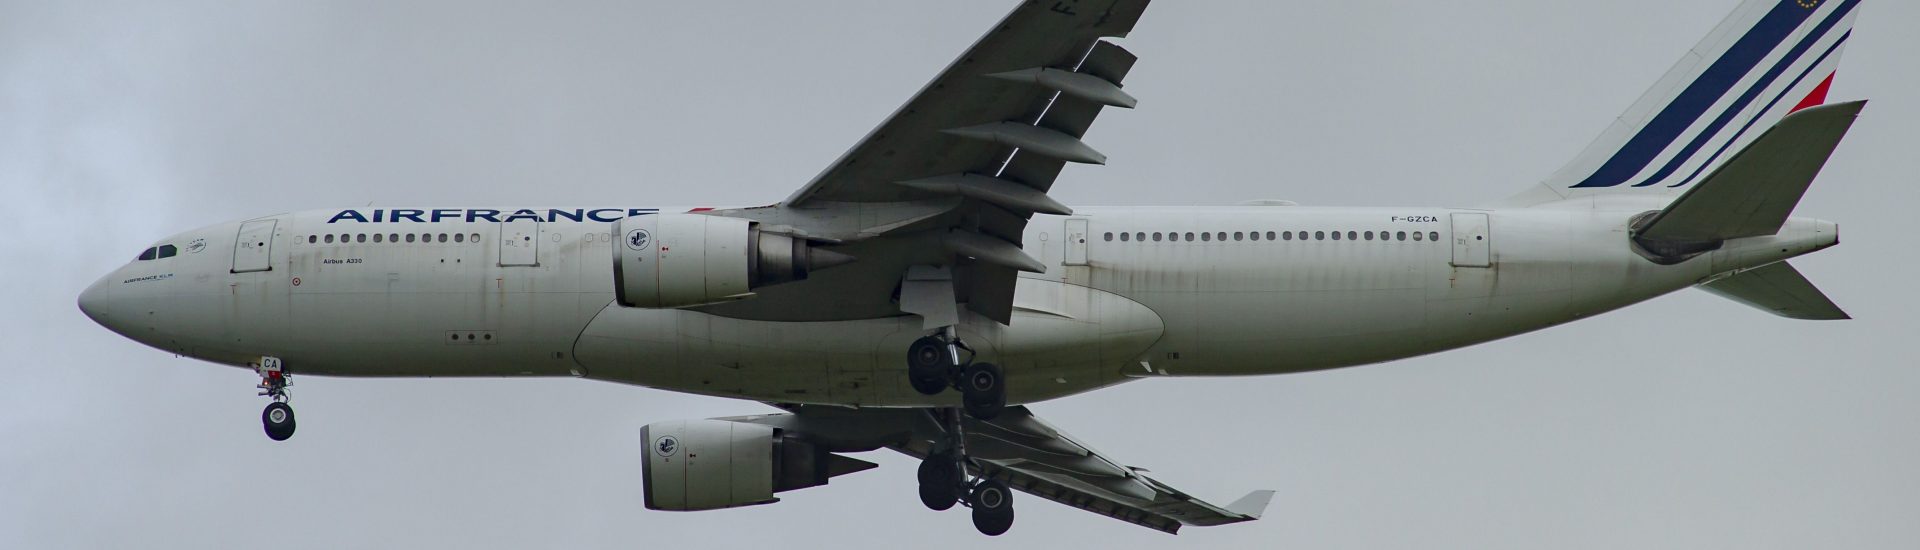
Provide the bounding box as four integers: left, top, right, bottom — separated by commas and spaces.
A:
256, 356, 295, 441
916, 409, 1015, 536
906, 330, 1005, 421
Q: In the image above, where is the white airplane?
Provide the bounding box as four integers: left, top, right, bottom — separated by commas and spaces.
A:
79, 0, 1865, 537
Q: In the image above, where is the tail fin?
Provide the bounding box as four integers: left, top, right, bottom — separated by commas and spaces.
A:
1506, 0, 1861, 206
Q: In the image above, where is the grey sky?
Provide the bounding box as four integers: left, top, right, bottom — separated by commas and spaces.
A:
4, 1, 1916, 548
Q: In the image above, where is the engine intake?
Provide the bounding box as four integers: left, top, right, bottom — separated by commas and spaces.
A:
640, 419, 877, 511
613, 214, 851, 308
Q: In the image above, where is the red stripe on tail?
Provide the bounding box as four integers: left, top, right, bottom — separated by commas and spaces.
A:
1789, 73, 1836, 114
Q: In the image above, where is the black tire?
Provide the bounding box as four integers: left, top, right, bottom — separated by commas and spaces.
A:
919, 482, 958, 511
908, 337, 953, 396
960, 362, 1005, 420
910, 372, 948, 396
917, 456, 959, 511
969, 479, 1015, 536
262, 401, 296, 441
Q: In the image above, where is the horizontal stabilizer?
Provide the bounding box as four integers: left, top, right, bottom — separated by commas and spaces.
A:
1224, 490, 1276, 520
1700, 261, 1849, 320
1636, 101, 1864, 243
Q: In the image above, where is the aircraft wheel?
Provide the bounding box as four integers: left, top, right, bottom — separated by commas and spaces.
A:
907, 337, 952, 396
960, 362, 1005, 420
262, 401, 296, 441
917, 457, 958, 511
969, 478, 1015, 536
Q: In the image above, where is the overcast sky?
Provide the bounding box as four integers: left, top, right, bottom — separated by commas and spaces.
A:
4, 1, 1916, 548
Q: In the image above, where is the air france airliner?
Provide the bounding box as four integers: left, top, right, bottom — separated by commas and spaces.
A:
78, 0, 1866, 536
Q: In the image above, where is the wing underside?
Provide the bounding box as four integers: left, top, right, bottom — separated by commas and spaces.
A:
697, 1, 1148, 325
746, 404, 1270, 534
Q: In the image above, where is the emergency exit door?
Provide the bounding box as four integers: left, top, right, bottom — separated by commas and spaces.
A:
1450, 212, 1491, 268
499, 220, 539, 266
232, 219, 276, 273
1063, 218, 1089, 266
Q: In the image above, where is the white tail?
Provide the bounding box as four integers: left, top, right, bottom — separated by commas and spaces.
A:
1506, 0, 1861, 206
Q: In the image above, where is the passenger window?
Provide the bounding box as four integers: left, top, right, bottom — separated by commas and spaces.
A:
1233, 232, 1244, 241
1265, 231, 1276, 241
1120, 232, 1131, 242
454, 233, 465, 243
353, 234, 363, 243
373, 234, 383, 243
1346, 231, 1357, 240
157, 244, 177, 258
1152, 232, 1162, 242
1364, 231, 1374, 241
1397, 231, 1407, 241
1413, 231, 1424, 241
438, 233, 448, 243
1103, 232, 1113, 242
1429, 231, 1440, 242
391, 233, 401, 243
1201, 232, 1212, 242
470, 233, 481, 243
404, 234, 415, 243
1315, 231, 1325, 240
1184, 232, 1195, 241
324, 234, 334, 244
1216, 232, 1226, 242
1134, 232, 1145, 242
137, 247, 157, 261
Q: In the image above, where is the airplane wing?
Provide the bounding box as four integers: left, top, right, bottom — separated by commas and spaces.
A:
745, 404, 1272, 534
696, 0, 1147, 325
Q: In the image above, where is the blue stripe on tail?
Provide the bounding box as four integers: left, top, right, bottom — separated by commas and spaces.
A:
1629, 0, 1858, 187
1569, 1, 1825, 189
1670, 30, 1851, 188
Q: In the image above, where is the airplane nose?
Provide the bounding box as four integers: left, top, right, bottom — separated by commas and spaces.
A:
78, 272, 114, 329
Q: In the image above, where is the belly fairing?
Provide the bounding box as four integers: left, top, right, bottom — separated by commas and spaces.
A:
569, 278, 1164, 406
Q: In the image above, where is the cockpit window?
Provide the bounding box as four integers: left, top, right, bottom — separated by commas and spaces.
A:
157, 244, 178, 259
136, 247, 157, 261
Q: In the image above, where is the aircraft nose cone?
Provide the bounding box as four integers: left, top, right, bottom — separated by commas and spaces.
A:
78, 272, 116, 330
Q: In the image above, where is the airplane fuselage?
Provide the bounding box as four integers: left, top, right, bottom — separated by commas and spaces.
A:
79, 203, 1837, 407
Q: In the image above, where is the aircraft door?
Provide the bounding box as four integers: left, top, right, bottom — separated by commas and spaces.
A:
1450, 212, 1491, 268
499, 220, 539, 266
232, 219, 276, 273
1063, 218, 1089, 266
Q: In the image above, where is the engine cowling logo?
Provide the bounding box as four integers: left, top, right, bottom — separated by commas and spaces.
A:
625, 228, 652, 251
653, 435, 678, 457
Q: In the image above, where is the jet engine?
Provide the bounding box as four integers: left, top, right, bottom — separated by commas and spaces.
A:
612, 214, 851, 308
640, 419, 877, 511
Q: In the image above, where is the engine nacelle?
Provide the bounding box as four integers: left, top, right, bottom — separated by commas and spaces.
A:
640, 419, 876, 511
612, 214, 848, 308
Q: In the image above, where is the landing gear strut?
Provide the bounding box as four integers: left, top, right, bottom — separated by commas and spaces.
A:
904, 329, 1005, 421
256, 357, 295, 441
915, 408, 1016, 536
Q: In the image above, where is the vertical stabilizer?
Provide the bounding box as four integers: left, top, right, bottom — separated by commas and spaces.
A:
1505, 0, 1861, 206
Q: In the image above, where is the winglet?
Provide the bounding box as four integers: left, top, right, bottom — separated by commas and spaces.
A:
1223, 490, 1276, 520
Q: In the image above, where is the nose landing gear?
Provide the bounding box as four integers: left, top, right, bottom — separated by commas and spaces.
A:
904, 329, 1006, 421
256, 357, 295, 441
915, 408, 1017, 536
